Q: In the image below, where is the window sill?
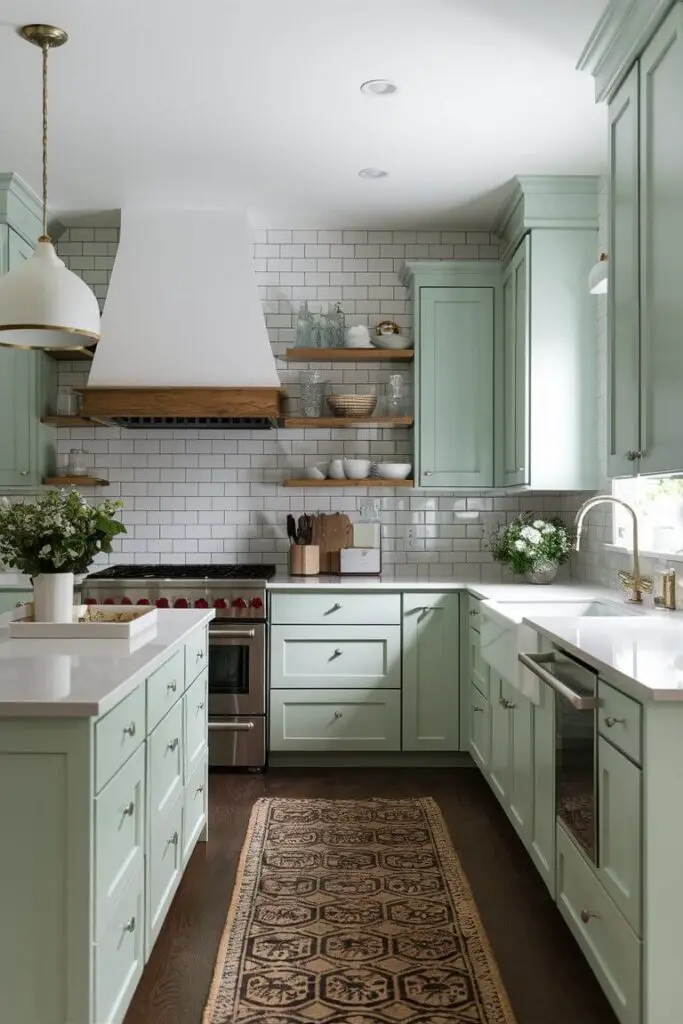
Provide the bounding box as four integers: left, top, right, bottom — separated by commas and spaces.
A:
604, 543, 683, 565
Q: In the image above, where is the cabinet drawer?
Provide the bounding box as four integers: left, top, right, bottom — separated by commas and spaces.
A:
471, 637, 490, 698
184, 669, 208, 779
556, 825, 641, 1024
270, 689, 401, 751
147, 648, 184, 732
598, 680, 641, 765
95, 684, 145, 793
467, 599, 481, 630
94, 745, 145, 938
148, 700, 184, 825
469, 681, 490, 771
270, 625, 401, 689
271, 592, 401, 625
94, 868, 144, 1024
183, 752, 208, 865
185, 628, 208, 686
147, 791, 183, 954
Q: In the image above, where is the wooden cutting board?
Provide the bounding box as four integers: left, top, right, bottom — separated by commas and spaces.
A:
310, 513, 353, 573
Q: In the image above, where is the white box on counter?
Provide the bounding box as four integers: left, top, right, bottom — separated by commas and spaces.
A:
329, 548, 382, 575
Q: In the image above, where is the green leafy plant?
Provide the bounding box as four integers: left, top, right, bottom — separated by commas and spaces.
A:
489, 513, 574, 576
0, 490, 126, 577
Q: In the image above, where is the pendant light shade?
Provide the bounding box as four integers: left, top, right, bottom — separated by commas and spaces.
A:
0, 25, 100, 350
589, 252, 608, 295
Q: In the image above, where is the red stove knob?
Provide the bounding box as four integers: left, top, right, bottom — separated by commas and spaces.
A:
84, 597, 97, 605
214, 598, 227, 609
195, 598, 209, 608
137, 598, 150, 605
156, 598, 169, 608
233, 597, 247, 609
174, 598, 189, 609
103, 597, 115, 605
250, 597, 263, 609
121, 597, 133, 605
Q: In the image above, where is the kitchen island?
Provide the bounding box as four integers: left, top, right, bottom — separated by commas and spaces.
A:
0, 607, 213, 1024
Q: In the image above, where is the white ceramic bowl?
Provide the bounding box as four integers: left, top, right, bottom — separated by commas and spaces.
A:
343, 458, 371, 480
370, 334, 412, 350
304, 465, 327, 480
374, 462, 412, 480
327, 459, 346, 479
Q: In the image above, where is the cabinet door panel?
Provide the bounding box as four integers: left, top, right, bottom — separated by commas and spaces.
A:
507, 681, 533, 845
639, 7, 683, 474
402, 593, 459, 751
469, 682, 490, 771
608, 66, 641, 477
488, 676, 511, 803
502, 238, 529, 486
419, 287, 494, 487
531, 679, 556, 895
598, 736, 642, 935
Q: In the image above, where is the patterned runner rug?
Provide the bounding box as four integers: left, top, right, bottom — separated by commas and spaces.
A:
203, 797, 516, 1024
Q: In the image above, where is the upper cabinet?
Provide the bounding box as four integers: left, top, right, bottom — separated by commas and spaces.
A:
0, 173, 55, 492
401, 262, 499, 489
501, 237, 529, 487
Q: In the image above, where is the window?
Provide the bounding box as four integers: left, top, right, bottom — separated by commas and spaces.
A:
612, 475, 683, 555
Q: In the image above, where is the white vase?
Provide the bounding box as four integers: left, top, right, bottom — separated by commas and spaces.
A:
32, 572, 75, 623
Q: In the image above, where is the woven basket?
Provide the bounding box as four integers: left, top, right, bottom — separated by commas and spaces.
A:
327, 394, 377, 417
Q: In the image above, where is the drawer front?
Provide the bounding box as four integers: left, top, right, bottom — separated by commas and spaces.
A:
469, 681, 490, 771
184, 669, 208, 779
270, 625, 401, 689
147, 648, 184, 732
467, 598, 481, 630
598, 680, 642, 765
148, 700, 184, 824
556, 825, 641, 1024
147, 791, 184, 954
471, 636, 490, 698
184, 628, 208, 687
183, 752, 208, 865
598, 737, 642, 934
270, 689, 401, 751
94, 745, 145, 938
94, 868, 144, 1024
95, 684, 145, 793
271, 592, 401, 626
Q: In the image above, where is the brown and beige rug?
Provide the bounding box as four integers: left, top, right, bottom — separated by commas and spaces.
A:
203, 797, 516, 1024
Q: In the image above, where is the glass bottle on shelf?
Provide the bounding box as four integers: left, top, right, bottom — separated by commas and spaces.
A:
385, 373, 409, 415
67, 448, 88, 476
295, 302, 315, 347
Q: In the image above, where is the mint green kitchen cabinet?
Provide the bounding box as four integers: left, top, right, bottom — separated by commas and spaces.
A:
402, 592, 459, 751
270, 689, 401, 752
530, 677, 556, 895
0, 591, 31, 614
401, 263, 499, 489
508, 683, 533, 844
607, 65, 641, 477
469, 680, 490, 771
598, 735, 642, 934
489, 675, 511, 803
501, 236, 529, 486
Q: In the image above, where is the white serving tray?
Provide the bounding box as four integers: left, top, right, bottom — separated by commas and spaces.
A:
8, 604, 158, 640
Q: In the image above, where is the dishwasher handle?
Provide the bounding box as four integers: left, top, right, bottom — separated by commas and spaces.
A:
518, 651, 599, 710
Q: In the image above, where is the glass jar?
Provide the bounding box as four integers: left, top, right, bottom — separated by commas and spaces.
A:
385, 373, 409, 415
67, 448, 88, 476
54, 388, 80, 417
299, 370, 327, 418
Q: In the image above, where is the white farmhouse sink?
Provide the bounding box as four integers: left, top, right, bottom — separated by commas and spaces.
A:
479, 597, 643, 703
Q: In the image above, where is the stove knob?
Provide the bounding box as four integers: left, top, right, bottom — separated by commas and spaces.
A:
156, 598, 170, 608
121, 597, 133, 606
137, 598, 150, 605
84, 597, 97, 605
103, 597, 115, 605
174, 598, 189, 609
195, 598, 209, 608
233, 597, 247, 610
214, 598, 227, 609
250, 597, 263, 610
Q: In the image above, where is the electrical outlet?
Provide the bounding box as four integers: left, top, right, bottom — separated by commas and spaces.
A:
406, 527, 415, 550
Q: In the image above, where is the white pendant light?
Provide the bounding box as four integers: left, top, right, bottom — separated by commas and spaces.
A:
0, 25, 100, 350
589, 252, 609, 295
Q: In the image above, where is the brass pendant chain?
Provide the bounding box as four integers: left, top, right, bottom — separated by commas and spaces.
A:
40, 41, 50, 241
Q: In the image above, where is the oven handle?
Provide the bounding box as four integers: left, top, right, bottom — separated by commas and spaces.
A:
518, 652, 599, 710
209, 628, 257, 640
208, 721, 255, 731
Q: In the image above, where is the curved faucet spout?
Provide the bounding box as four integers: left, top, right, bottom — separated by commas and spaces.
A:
573, 494, 650, 603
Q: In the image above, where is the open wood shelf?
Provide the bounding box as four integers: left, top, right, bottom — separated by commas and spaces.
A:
41, 416, 104, 427
283, 347, 414, 362
282, 416, 413, 428
43, 476, 109, 487
46, 347, 97, 362
284, 478, 413, 488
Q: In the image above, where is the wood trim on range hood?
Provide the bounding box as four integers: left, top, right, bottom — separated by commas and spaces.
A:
80, 386, 283, 419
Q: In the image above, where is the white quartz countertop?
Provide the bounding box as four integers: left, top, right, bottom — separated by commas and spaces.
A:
0, 573, 33, 591
0, 609, 214, 718
525, 615, 683, 701
268, 575, 614, 599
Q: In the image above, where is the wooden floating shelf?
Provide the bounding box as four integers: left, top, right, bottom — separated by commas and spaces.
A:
282, 416, 414, 428
41, 416, 104, 427
43, 476, 109, 487
46, 347, 97, 362
283, 347, 414, 362
284, 478, 414, 488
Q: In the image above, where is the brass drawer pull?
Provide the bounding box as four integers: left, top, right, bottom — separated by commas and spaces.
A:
122, 801, 135, 817
473, 706, 484, 713
326, 603, 342, 614
123, 722, 136, 737
123, 916, 136, 933
580, 909, 600, 924
604, 715, 625, 728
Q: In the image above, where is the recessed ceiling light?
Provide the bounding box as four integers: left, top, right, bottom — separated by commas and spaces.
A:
360, 79, 398, 96
358, 167, 389, 179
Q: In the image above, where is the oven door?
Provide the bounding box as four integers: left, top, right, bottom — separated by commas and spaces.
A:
208, 621, 265, 717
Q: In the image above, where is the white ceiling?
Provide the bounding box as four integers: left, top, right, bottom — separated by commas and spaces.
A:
0, 0, 607, 228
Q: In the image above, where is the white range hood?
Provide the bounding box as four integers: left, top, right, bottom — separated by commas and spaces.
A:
82, 209, 282, 426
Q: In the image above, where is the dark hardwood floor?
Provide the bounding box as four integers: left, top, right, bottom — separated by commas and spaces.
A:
124, 767, 616, 1024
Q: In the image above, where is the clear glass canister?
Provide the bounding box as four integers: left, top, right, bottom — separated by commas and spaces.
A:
67, 448, 88, 476
385, 373, 408, 415
299, 370, 327, 417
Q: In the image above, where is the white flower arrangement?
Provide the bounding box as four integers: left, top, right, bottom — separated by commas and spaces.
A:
489, 513, 574, 576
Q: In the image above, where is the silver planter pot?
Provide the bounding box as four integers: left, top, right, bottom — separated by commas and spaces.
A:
525, 560, 559, 584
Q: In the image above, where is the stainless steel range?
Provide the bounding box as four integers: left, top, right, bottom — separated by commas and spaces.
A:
82, 563, 275, 769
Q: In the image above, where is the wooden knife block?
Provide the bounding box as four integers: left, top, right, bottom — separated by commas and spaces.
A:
289, 544, 320, 576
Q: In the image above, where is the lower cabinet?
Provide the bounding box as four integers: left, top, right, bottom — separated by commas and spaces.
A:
147, 789, 184, 953
402, 592, 460, 751
270, 689, 401, 752
489, 675, 512, 802
0, 590, 32, 615
597, 736, 642, 933
469, 680, 490, 770
94, 868, 145, 1024
530, 677, 556, 895
488, 674, 533, 843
